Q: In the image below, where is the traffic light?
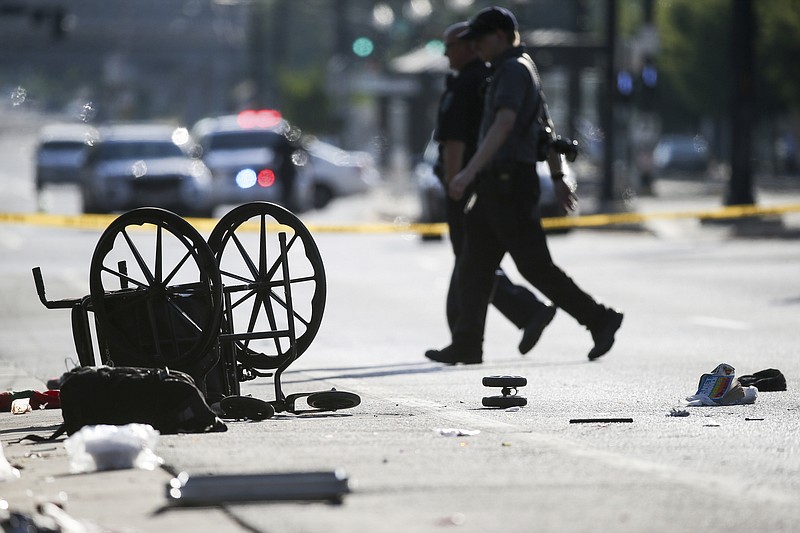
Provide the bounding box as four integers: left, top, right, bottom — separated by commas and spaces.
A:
639, 59, 657, 110
352, 37, 374, 58
52, 7, 67, 40
26, 6, 69, 40
616, 70, 634, 102
425, 39, 444, 55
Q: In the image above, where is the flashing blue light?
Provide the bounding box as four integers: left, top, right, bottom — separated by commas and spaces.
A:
617, 70, 633, 96
642, 64, 658, 87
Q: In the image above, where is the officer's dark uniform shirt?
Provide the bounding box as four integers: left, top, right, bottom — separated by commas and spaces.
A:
480, 45, 541, 165
434, 58, 491, 181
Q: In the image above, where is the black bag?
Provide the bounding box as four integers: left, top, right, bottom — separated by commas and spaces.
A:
59, 366, 227, 435
737, 368, 787, 392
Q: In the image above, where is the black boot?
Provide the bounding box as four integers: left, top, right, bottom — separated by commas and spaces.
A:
425, 344, 482, 365
587, 309, 623, 361
518, 304, 556, 355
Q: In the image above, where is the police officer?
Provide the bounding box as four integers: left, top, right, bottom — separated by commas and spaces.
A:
426, 6, 623, 365
431, 21, 556, 356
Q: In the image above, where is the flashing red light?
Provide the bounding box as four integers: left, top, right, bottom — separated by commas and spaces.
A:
257, 169, 276, 187
237, 109, 283, 129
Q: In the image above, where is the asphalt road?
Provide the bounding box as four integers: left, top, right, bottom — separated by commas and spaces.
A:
2, 110, 800, 532
3, 215, 800, 532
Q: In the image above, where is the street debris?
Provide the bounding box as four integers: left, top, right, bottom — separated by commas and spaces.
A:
59, 366, 226, 435
10, 398, 30, 415
64, 423, 163, 473
434, 428, 481, 437
668, 408, 690, 417
737, 368, 787, 391
569, 418, 633, 424
482, 375, 527, 409
37, 501, 104, 533
0, 443, 21, 481
0, 500, 104, 533
437, 512, 467, 526
684, 363, 757, 406
0, 390, 60, 413
166, 470, 350, 506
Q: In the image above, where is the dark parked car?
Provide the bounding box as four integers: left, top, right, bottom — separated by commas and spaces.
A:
191, 111, 313, 212
653, 134, 710, 174
34, 123, 99, 191
79, 123, 213, 216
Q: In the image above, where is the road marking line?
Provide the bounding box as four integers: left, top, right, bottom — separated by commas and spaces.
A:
690, 316, 751, 330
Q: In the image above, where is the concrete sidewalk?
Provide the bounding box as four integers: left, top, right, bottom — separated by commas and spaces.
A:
1, 362, 248, 532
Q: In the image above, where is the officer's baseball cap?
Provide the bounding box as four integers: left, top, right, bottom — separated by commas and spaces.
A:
459, 6, 518, 40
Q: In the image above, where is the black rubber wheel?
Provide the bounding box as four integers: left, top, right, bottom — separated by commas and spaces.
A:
482, 395, 527, 408
306, 390, 361, 411
208, 202, 326, 370
482, 375, 527, 388
220, 395, 275, 420
89, 208, 223, 368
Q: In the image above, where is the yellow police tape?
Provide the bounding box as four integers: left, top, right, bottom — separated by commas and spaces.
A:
2, 203, 800, 234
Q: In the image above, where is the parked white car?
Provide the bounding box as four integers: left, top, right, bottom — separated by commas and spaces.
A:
191, 112, 313, 213
303, 137, 379, 209
79, 123, 213, 217
34, 123, 99, 191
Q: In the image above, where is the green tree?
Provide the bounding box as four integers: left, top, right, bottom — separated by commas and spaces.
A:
655, 0, 800, 129
656, 0, 731, 129
757, 0, 800, 113
277, 65, 333, 134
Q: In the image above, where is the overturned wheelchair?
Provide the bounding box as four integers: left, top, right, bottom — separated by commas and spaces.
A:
33, 202, 360, 419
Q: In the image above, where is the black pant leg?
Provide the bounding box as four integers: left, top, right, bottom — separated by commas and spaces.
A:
445, 196, 468, 333
447, 194, 539, 332
494, 178, 603, 329
450, 196, 506, 351
491, 269, 542, 329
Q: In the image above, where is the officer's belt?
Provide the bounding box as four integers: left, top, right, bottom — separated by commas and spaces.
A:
478, 160, 536, 177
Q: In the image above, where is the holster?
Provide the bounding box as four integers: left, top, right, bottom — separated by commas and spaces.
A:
478, 161, 537, 196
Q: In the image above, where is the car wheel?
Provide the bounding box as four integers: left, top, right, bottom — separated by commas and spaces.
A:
313, 183, 334, 209
81, 192, 103, 214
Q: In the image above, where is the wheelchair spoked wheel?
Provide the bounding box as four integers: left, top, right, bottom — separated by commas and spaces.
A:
89, 208, 223, 369
207, 202, 326, 371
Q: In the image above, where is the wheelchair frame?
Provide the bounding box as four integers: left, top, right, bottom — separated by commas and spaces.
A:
33, 202, 360, 416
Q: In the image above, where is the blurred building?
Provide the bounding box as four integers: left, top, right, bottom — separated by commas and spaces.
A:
387, 1, 604, 160
1, 0, 607, 174
0, 0, 248, 124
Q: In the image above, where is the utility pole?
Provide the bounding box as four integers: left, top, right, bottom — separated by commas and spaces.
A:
727, 0, 756, 205
601, 0, 617, 203
248, 1, 268, 108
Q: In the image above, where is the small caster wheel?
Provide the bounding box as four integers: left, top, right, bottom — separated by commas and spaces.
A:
220, 395, 275, 420
482, 375, 527, 408
307, 390, 361, 411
